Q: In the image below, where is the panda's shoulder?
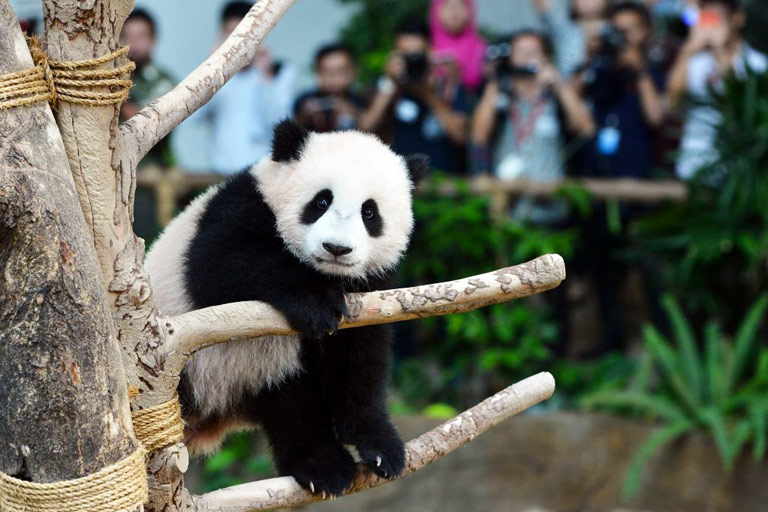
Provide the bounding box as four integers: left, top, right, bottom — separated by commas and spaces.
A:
197, 170, 272, 232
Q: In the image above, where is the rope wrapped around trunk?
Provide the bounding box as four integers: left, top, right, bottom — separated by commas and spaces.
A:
0, 36, 134, 110
0, 445, 148, 512
130, 394, 185, 452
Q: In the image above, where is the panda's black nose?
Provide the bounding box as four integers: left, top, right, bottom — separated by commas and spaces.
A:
323, 242, 353, 257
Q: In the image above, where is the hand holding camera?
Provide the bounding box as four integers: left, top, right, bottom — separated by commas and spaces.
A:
683, 9, 728, 54
386, 51, 430, 84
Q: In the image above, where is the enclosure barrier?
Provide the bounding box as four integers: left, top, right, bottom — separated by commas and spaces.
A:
136, 166, 689, 227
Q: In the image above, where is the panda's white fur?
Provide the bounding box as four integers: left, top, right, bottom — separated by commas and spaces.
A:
145, 129, 416, 434
146, 186, 220, 316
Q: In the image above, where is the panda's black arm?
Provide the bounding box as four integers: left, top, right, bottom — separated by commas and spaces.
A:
185, 242, 348, 341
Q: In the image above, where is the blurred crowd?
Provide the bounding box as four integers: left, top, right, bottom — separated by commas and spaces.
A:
121, 0, 762, 190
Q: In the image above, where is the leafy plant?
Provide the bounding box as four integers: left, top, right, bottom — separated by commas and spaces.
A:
394, 175, 578, 408
583, 295, 768, 501
630, 69, 768, 327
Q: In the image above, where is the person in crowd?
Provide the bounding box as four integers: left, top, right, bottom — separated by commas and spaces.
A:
571, 3, 668, 355
429, 0, 486, 93
359, 19, 469, 175
120, 8, 176, 240
471, 30, 595, 224
532, 0, 609, 77
667, 0, 766, 180
293, 44, 366, 133
120, 8, 176, 166
204, 1, 296, 175
576, 1, 666, 179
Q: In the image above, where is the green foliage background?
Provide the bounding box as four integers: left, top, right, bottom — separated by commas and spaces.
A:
337, 0, 429, 85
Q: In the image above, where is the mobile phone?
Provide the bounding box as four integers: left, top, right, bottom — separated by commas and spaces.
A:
698, 8, 722, 28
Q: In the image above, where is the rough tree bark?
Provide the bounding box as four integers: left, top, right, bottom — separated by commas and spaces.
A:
0, 0, 138, 504
0, 1, 563, 511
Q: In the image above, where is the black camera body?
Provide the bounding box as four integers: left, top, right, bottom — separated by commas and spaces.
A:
599, 26, 629, 59
402, 52, 429, 84
485, 42, 539, 91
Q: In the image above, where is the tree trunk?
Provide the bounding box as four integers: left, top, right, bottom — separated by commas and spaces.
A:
0, 0, 137, 496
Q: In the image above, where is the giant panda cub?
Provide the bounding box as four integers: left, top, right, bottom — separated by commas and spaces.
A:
145, 119, 428, 496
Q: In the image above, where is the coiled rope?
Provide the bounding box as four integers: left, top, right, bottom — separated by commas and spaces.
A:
0, 36, 134, 110
0, 446, 148, 512
131, 394, 185, 452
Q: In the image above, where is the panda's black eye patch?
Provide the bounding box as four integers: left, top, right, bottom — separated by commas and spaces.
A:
301, 189, 333, 225
361, 199, 383, 237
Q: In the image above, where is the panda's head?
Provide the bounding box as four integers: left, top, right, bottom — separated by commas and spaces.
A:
253, 119, 429, 280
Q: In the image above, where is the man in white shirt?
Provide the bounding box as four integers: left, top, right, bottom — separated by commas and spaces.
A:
204, 1, 296, 175
668, 0, 767, 180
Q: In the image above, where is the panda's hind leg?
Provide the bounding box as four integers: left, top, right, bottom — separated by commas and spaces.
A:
252, 369, 356, 496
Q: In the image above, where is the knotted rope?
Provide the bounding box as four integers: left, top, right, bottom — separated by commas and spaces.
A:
0, 446, 148, 512
131, 394, 185, 452
0, 36, 134, 110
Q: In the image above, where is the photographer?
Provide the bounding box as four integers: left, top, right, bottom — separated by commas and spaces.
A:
471, 30, 594, 222
667, 0, 766, 180
293, 44, 366, 133
358, 19, 468, 174
576, 1, 665, 179
533, 0, 610, 77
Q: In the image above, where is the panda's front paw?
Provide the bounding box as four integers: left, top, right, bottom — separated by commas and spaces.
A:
354, 428, 406, 480
284, 285, 348, 340
286, 445, 357, 497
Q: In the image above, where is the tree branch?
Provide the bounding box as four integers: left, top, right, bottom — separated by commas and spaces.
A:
192, 371, 555, 512
162, 254, 566, 359
119, 0, 298, 166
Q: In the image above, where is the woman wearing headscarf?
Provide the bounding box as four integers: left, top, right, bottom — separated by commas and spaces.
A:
429, 0, 487, 93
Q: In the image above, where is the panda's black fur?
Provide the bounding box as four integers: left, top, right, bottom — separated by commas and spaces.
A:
161, 120, 428, 496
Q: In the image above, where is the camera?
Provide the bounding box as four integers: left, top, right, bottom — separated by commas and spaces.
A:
485, 42, 538, 90
402, 52, 429, 83
485, 42, 512, 81
598, 26, 629, 59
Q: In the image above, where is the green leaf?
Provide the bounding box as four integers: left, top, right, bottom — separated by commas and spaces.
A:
662, 295, 704, 401
422, 402, 459, 420
699, 407, 739, 469
205, 449, 239, 473
704, 323, 725, 405
730, 295, 768, 390
582, 390, 686, 423
629, 352, 654, 393
643, 325, 700, 414
621, 420, 692, 502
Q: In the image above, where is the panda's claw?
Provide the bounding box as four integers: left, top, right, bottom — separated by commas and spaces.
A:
350, 430, 405, 480
309, 481, 315, 493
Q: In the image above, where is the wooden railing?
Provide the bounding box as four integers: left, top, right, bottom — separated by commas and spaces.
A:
136, 166, 689, 227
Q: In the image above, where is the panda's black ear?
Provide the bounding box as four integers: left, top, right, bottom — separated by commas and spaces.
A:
405, 154, 430, 185
271, 118, 310, 163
